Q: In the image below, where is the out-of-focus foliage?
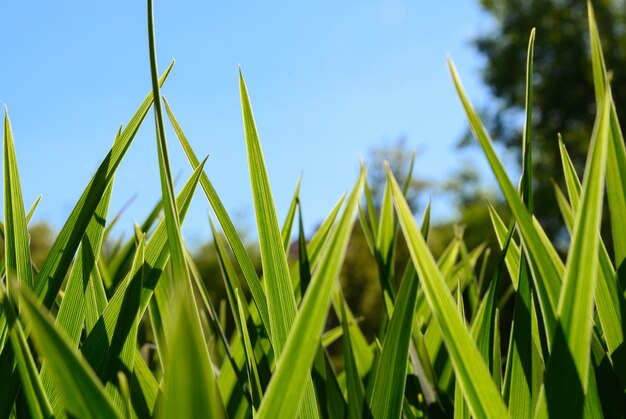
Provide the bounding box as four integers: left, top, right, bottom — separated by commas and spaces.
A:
473, 0, 626, 238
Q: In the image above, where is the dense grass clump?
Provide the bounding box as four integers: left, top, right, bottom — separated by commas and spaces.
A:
1, 2, 625, 418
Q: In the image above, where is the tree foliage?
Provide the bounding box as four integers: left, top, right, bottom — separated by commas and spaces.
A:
473, 0, 626, 237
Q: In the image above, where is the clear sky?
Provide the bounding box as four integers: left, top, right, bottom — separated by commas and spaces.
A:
0, 1, 496, 248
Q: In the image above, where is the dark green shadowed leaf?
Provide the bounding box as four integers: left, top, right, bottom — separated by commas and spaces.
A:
17, 286, 122, 419
235, 289, 263, 409
367, 233, 420, 419
41, 179, 114, 414
0, 285, 52, 419
80, 160, 206, 385
340, 295, 366, 419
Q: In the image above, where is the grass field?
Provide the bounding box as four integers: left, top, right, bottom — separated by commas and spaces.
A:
1, 2, 625, 418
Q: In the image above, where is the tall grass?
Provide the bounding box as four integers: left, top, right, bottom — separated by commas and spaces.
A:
1, 2, 625, 418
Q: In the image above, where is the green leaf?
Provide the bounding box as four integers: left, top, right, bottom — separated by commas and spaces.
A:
387, 165, 509, 418
147, 0, 188, 289
41, 178, 114, 414
163, 96, 272, 338
488, 205, 520, 287
340, 295, 365, 419
281, 176, 301, 252
239, 69, 298, 355
257, 169, 364, 418
0, 285, 52, 419
33, 62, 174, 308
17, 285, 122, 419
367, 236, 420, 419
588, 1, 626, 284
538, 87, 611, 417
80, 160, 206, 381
3, 111, 33, 296
449, 59, 561, 345
555, 146, 626, 389
235, 289, 263, 409
157, 287, 226, 419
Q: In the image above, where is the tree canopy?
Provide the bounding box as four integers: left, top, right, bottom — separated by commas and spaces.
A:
473, 0, 626, 237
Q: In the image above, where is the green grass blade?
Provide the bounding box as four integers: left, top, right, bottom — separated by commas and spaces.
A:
239, 69, 298, 355
236, 289, 263, 409
147, 0, 188, 287
3, 111, 34, 297
387, 165, 509, 418
41, 180, 114, 414
157, 287, 226, 418
131, 350, 159, 418
108, 198, 163, 288
257, 169, 364, 418
80, 160, 205, 379
505, 30, 536, 416
281, 176, 301, 252
367, 235, 420, 419
17, 286, 122, 419
340, 295, 365, 419
296, 203, 313, 299
364, 176, 379, 239
33, 63, 173, 308
449, 59, 560, 344
539, 89, 611, 417
163, 96, 271, 336
588, 3, 626, 277
0, 286, 52, 419
239, 69, 321, 417
488, 205, 521, 288
377, 180, 394, 268
555, 160, 626, 389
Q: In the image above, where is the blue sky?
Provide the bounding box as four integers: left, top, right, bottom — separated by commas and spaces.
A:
0, 1, 499, 248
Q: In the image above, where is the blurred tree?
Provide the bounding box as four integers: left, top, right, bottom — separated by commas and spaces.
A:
471, 0, 626, 238
0, 221, 54, 270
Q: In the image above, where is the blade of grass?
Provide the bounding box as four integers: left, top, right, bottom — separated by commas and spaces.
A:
257, 170, 364, 418
41, 179, 114, 414
387, 165, 508, 418
33, 63, 174, 308
18, 285, 122, 419
538, 87, 611, 417
80, 160, 205, 381
163, 97, 271, 336
588, 3, 626, 270
3, 111, 34, 298
235, 289, 263, 409
157, 284, 226, 418
0, 285, 52, 419
340, 294, 365, 419
238, 69, 320, 417
449, 59, 561, 345
367, 234, 420, 419
281, 176, 301, 252
555, 152, 626, 389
